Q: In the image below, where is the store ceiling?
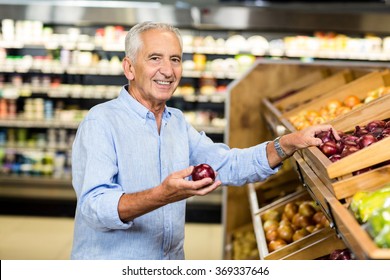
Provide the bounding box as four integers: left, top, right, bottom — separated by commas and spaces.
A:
0, 1, 390, 34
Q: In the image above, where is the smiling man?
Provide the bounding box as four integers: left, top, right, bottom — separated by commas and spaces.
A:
122, 26, 183, 132
70, 21, 339, 260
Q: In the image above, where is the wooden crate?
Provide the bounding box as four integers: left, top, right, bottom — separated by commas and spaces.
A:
328, 183, 390, 259
247, 163, 301, 213
330, 165, 390, 200
293, 153, 337, 218
261, 69, 331, 136
269, 69, 330, 103
300, 93, 390, 197
261, 97, 288, 137
295, 152, 390, 259
282, 70, 390, 127
274, 69, 356, 113
253, 189, 345, 260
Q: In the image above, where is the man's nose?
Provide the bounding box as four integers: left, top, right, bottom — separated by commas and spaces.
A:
159, 59, 174, 76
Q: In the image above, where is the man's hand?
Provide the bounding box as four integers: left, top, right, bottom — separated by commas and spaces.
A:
267, 124, 340, 168
158, 166, 222, 204
118, 166, 221, 222
281, 124, 341, 155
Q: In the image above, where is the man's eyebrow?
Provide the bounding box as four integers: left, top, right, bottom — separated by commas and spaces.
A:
147, 52, 163, 58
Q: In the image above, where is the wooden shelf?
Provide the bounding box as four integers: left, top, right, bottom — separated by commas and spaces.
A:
223, 59, 390, 260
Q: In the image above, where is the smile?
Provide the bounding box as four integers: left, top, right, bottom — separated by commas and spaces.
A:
155, 80, 172, 85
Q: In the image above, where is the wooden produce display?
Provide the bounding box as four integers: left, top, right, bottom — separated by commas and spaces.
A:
247, 162, 301, 213
327, 185, 390, 260
301, 94, 390, 199
269, 69, 330, 104
262, 68, 368, 136
293, 153, 336, 219
274, 69, 356, 113
282, 70, 390, 132
272, 66, 390, 259
223, 61, 339, 259
295, 151, 390, 259
223, 59, 389, 260
250, 189, 345, 260
262, 69, 340, 136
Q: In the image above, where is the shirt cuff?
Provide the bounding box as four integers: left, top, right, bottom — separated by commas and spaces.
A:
259, 141, 283, 174
97, 191, 134, 230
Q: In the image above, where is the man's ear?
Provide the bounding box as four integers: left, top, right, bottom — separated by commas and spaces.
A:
122, 57, 135, 80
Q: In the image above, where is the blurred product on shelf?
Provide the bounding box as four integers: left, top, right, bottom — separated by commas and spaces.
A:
230, 224, 259, 260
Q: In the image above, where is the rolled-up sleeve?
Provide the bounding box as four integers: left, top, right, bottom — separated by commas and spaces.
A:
188, 126, 281, 186
72, 117, 132, 231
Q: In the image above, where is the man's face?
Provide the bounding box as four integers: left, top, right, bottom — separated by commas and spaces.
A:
128, 29, 183, 105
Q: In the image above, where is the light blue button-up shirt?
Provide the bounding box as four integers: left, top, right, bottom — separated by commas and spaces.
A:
70, 86, 279, 260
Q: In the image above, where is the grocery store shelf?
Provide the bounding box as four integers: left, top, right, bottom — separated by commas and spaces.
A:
0, 177, 222, 224
0, 173, 222, 204
0, 118, 224, 134
0, 175, 75, 201
0, 118, 80, 129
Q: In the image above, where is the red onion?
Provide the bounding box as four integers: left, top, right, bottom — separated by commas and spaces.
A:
358, 134, 377, 148
386, 120, 390, 128
329, 249, 352, 260
341, 135, 359, 146
329, 154, 342, 162
192, 164, 216, 181
341, 145, 360, 158
382, 128, 390, 138
353, 167, 371, 176
336, 141, 345, 153
316, 128, 336, 143
353, 125, 368, 137
320, 141, 338, 156
371, 127, 384, 139
365, 120, 386, 132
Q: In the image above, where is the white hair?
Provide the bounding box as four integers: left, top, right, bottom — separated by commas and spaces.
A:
124, 21, 183, 63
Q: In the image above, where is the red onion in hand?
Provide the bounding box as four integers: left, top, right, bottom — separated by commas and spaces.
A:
316, 128, 336, 143
192, 164, 216, 181
320, 141, 338, 156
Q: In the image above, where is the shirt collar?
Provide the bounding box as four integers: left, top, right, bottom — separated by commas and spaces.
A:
118, 85, 172, 122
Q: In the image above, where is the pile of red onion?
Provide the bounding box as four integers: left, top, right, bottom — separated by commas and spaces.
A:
329, 248, 353, 260
315, 119, 390, 174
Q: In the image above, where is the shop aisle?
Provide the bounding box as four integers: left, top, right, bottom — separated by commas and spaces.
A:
0, 215, 223, 260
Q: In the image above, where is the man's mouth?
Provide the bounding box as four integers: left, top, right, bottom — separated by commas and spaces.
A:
155, 80, 172, 85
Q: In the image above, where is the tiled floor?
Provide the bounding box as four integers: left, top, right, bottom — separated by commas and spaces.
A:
0, 215, 223, 260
